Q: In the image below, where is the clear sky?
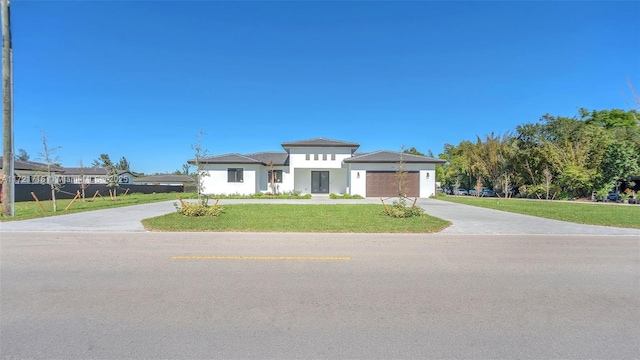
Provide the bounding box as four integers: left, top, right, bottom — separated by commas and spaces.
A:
4, 0, 640, 174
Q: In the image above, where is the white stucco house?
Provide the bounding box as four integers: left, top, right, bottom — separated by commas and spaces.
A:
188, 138, 445, 198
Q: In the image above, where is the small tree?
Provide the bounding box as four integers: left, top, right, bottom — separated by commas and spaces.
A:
268, 161, 279, 195
542, 167, 553, 199
474, 178, 483, 197
39, 131, 62, 212
106, 163, 119, 199
191, 130, 209, 201
395, 149, 408, 199
78, 158, 90, 201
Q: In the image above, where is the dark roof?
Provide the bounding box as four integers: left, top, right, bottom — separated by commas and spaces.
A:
190, 153, 263, 165
281, 138, 360, 149
0, 157, 64, 172
344, 150, 446, 164
134, 174, 195, 183
62, 167, 131, 176
63, 167, 107, 175
245, 151, 289, 166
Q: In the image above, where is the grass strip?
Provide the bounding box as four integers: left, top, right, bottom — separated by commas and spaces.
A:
142, 204, 451, 233
437, 195, 640, 229
1, 192, 197, 221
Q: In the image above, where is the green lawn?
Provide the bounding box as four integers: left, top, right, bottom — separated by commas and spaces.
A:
437, 195, 640, 229
1, 192, 197, 221
142, 204, 451, 233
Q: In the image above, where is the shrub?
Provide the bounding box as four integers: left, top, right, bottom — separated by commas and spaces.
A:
330, 193, 364, 199
383, 198, 425, 218
176, 202, 224, 217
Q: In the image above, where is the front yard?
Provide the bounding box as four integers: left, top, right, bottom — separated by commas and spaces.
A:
142, 204, 451, 233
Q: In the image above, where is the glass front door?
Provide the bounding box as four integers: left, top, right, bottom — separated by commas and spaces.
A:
311, 171, 330, 194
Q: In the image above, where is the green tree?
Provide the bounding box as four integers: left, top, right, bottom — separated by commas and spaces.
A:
15, 148, 29, 161
116, 157, 131, 172
403, 147, 425, 156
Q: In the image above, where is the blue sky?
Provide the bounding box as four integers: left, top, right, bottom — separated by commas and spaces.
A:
4, 1, 640, 174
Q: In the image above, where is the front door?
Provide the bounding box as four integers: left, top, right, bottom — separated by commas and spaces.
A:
311, 171, 330, 194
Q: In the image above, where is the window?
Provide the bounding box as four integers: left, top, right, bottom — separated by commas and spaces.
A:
322, 154, 327, 161
228, 168, 244, 182
314, 154, 319, 160
267, 170, 283, 183
305, 154, 310, 160
331, 154, 336, 161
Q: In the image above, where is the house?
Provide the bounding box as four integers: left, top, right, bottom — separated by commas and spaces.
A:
0, 157, 64, 184
189, 138, 445, 198
61, 167, 134, 185
0, 158, 133, 185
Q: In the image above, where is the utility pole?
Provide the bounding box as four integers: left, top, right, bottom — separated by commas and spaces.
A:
2, 0, 14, 216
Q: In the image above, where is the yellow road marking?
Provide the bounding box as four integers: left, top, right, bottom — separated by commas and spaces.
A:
172, 256, 350, 261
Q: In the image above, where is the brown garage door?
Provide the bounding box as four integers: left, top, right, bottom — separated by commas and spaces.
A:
366, 171, 419, 197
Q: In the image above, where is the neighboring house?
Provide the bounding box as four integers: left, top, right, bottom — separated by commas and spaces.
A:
188, 138, 445, 198
133, 174, 195, 186
0, 158, 133, 185
61, 168, 134, 185
0, 156, 64, 184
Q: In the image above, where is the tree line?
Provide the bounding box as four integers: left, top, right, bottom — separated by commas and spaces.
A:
436, 108, 640, 199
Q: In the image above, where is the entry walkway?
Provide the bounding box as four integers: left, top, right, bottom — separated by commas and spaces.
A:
1, 198, 638, 235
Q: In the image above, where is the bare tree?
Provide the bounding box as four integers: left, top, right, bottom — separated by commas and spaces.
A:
191, 130, 209, 201
78, 158, 90, 200
474, 178, 483, 197
395, 149, 408, 198
39, 131, 61, 212
542, 167, 553, 199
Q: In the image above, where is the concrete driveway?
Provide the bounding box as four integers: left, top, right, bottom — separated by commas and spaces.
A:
0, 197, 638, 235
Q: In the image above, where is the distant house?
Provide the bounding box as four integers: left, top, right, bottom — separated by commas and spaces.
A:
133, 174, 195, 186
188, 138, 445, 198
0, 157, 64, 184
0, 158, 133, 185
61, 167, 134, 185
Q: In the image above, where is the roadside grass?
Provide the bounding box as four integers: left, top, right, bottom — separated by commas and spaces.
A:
142, 204, 451, 233
1, 192, 197, 221
437, 195, 640, 229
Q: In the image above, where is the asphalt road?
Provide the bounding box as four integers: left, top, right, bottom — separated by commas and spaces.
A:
1, 232, 639, 359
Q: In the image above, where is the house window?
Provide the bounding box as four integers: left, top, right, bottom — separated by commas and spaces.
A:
305, 154, 310, 160
322, 154, 327, 161
314, 154, 319, 160
228, 168, 244, 182
331, 154, 336, 161
267, 170, 283, 183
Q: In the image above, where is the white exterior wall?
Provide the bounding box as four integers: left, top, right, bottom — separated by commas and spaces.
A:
293, 168, 348, 194
256, 165, 294, 193
349, 169, 367, 197
288, 148, 352, 169
288, 147, 353, 195
347, 163, 438, 198
293, 169, 311, 193
201, 164, 260, 195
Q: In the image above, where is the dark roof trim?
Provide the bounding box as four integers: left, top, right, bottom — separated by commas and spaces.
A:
281, 138, 360, 148
189, 153, 264, 165
344, 150, 446, 164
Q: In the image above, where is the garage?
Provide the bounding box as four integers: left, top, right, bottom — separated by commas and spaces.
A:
366, 171, 419, 197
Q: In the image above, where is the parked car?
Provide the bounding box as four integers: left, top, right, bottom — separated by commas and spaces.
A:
453, 188, 468, 196
480, 189, 496, 197
607, 191, 621, 202
468, 189, 477, 196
